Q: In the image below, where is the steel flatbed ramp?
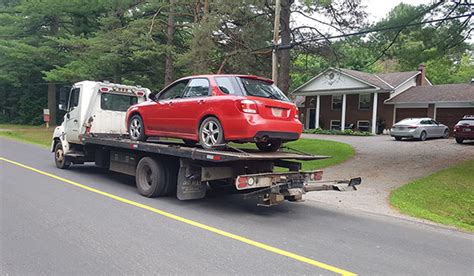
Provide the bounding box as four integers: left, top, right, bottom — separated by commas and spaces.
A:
82, 135, 328, 162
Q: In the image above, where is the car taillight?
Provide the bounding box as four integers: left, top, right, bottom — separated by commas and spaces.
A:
239, 100, 258, 114
408, 125, 418, 129
294, 107, 299, 119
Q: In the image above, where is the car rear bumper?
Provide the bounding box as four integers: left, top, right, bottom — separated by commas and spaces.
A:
454, 132, 474, 139
224, 114, 302, 142
390, 129, 418, 138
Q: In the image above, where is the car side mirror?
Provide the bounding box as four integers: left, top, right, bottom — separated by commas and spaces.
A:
58, 103, 67, 111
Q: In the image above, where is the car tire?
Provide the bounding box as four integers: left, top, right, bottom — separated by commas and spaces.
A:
419, 131, 427, 141
256, 139, 282, 152
394, 136, 402, 141
443, 129, 449, 139
199, 117, 225, 150
135, 157, 167, 197
129, 115, 147, 141
54, 142, 71, 169
456, 137, 464, 144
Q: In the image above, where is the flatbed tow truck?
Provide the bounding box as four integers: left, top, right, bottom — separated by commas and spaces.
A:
52, 81, 361, 206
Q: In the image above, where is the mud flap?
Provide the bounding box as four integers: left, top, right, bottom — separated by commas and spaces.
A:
176, 160, 207, 200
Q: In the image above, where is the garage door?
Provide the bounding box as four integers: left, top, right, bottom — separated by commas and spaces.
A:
436, 107, 474, 129
395, 108, 428, 123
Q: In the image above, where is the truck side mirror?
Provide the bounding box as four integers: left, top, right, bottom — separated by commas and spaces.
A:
59, 86, 71, 110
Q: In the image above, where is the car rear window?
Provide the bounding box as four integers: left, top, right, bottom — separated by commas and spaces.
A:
238, 77, 290, 102
457, 119, 474, 125
101, 93, 138, 111
397, 118, 420, 125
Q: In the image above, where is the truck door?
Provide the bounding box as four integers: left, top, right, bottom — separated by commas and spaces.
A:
65, 86, 82, 143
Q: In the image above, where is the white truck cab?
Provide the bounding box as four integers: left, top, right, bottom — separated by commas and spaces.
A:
52, 81, 150, 156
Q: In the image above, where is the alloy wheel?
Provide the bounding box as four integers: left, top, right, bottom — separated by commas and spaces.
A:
201, 120, 221, 147
130, 118, 142, 140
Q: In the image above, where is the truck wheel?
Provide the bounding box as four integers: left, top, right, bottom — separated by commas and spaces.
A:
136, 157, 167, 197
163, 160, 178, 196
54, 142, 71, 169
256, 139, 282, 152
129, 115, 147, 141
199, 117, 225, 150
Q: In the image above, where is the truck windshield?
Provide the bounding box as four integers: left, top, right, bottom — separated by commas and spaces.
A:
101, 93, 138, 112
238, 77, 290, 102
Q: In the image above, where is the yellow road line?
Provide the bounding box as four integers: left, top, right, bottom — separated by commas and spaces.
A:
0, 156, 357, 276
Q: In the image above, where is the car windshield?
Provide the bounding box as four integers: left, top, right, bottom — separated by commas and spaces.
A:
397, 119, 421, 125
239, 77, 290, 102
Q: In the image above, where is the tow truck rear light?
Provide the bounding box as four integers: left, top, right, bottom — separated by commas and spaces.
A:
236, 176, 256, 189
239, 100, 258, 114
100, 87, 110, 92
135, 91, 145, 97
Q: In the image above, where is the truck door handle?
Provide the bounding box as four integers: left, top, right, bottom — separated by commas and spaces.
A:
74, 119, 78, 123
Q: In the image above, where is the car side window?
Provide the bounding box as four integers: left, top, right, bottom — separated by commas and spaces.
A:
421, 120, 430, 125
68, 87, 80, 111
215, 76, 243, 95
183, 78, 210, 98
158, 80, 189, 100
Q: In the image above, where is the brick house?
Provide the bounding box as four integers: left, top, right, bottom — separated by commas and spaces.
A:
293, 65, 474, 134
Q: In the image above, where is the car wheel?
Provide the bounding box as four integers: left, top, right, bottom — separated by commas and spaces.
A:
129, 115, 147, 141
54, 142, 71, 169
135, 157, 167, 197
419, 131, 427, 141
256, 139, 282, 152
443, 129, 449, 139
199, 117, 225, 150
394, 136, 402, 141
182, 139, 197, 147
455, 137, 464, 144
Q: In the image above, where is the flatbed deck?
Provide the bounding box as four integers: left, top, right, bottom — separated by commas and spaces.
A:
82, 134, 328, 163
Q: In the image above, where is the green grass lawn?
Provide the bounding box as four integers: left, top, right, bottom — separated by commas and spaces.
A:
0, 124, 54, 147
0, 124, 354, 169
390, 159, 474, 232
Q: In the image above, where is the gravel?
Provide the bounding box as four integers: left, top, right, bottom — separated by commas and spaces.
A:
302, 134, 474, 220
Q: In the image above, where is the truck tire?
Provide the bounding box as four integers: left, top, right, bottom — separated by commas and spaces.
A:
135, 157, 167, 197
54, 142, 71, 169
129, 115, 147, 141
163, 161, 178, 196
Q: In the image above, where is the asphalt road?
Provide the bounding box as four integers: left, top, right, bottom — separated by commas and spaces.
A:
1, 138, 473, 275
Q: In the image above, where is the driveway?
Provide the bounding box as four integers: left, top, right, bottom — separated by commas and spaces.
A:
302, 134, 474, 220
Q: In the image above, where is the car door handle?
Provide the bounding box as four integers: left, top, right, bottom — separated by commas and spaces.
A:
198, 99, 205, 104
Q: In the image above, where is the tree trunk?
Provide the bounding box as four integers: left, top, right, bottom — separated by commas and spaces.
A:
164, 0, 177, 86
277, 0, 293, 95
48, 16, 59, 125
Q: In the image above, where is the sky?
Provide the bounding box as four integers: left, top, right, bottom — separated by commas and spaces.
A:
363, 0, 435, 23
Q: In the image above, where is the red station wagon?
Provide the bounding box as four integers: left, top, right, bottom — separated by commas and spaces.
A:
453, 115, 474, 144
125, 75, 302, 152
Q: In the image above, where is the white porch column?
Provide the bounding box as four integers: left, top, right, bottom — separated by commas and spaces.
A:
341, 94, 347, 131
315, 95, 320, 129
372, 92, 378, 134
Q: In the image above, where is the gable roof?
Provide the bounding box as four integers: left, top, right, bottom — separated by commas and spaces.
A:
385, 84, 474, 104
293, 67, 422, 95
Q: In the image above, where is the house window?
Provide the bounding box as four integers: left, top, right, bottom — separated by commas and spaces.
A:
330, 120, 341, 130
359, 94, 371, 110
357, 120, 370, 132
332, 95, 342, 110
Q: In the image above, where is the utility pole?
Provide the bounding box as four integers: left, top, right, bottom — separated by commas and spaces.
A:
272, 0, 281, 83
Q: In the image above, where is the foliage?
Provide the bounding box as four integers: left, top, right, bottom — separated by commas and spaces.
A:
303, 128, 373, 136
390, 159, 474, 232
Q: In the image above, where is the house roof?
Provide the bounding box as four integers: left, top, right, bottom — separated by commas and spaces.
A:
385, 84, 474, 104
340, 69, 420, 90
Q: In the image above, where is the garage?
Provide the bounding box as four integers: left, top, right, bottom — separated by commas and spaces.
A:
436, 107, 474, 128
395, 108, 427, 122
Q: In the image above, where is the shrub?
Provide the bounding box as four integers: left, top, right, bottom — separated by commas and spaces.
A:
303, 128, 373, 136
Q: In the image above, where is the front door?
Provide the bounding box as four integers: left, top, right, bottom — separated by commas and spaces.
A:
65, 86, 82, 143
